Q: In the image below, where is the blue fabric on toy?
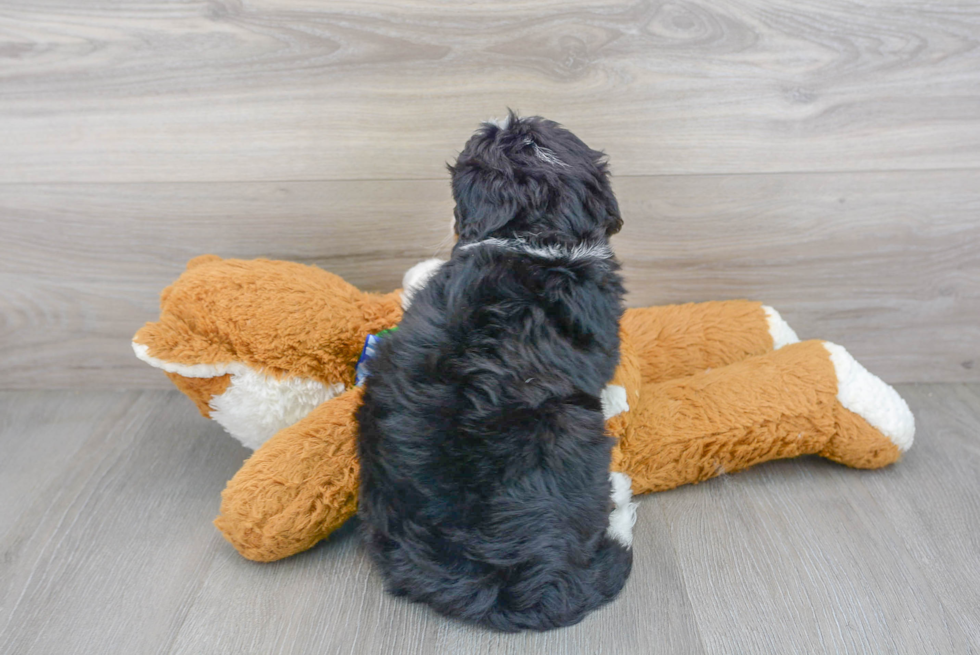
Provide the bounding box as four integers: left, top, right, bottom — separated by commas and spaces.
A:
355, 328, 397, 386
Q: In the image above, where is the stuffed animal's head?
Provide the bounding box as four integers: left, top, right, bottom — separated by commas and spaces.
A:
133, 255, 402, 449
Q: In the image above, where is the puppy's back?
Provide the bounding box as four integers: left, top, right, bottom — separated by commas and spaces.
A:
357, 249, 632, 631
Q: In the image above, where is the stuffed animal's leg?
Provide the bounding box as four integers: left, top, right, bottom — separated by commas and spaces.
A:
621, 301, 799, 384
616, 340, 914, 494
214, 387, 364, 562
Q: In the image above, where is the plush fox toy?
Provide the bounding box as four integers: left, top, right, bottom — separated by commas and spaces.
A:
133, 255, 914, 562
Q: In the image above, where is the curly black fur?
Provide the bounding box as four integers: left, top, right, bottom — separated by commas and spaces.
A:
356, 113, 631, 632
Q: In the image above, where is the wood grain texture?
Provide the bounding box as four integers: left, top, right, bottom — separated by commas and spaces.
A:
613, 171, 980, 384
1, 0, 977, 387
857, 384, 980, 647
0, 180, 456, 389
0, 391, 248, 655
0, 391, 126, 537
2, 169, 977, 388
0, 390, 706, 655
658, 426, 977, 652
2, 387, 978, 654
0, 1, 979, 182
165, 514, 705, 655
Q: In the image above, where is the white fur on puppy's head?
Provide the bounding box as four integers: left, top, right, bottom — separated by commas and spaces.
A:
401, 259, 445, 310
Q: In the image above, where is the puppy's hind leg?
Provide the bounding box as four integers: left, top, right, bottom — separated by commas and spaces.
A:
607, 472, 638, 548
592, 472, 636, 601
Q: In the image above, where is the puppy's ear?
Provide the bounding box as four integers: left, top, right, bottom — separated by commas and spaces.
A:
586, 169, 623, 237
449, 163, 523, 242
601, 187, 624, 237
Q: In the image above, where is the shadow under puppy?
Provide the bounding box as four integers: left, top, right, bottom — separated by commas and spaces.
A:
357, 113, 636, 631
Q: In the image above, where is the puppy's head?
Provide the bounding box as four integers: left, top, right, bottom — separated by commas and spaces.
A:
448, 111, 622, 245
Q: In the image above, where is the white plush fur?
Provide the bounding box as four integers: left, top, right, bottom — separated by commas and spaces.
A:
133, 340, 344, 450
823, 341, 915, 451
601, 384, 629, 420
606, 472, 638, 549
209, 370, 345, 450
401, 258, 446, 310
762, 305, 800, 349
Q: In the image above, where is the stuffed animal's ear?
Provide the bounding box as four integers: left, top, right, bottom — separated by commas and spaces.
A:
133, 310, 238, 378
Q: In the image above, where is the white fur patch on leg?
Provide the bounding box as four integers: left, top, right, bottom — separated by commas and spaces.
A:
600, 384, 629, 420
606, 472, 638, 549
209, 369, 345, 450
823, 342, 915, 451
401, 258, 445, 310
762, 305, 800, 349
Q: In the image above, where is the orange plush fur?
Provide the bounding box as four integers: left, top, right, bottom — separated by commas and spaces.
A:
134, 256, 913, 562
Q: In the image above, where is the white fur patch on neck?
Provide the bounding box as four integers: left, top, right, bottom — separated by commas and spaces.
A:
401, 258, 446, 310
209, 369, 345, 450
823, 341, 915, 451
762, 305, 800, 350
459, 238, 612, 262
607, 472, 637, 549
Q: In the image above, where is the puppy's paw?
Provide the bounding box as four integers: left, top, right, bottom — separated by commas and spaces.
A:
401, 259, 446, 310
607, 472, 638, 549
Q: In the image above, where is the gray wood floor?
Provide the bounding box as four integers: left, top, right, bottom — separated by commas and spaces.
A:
1, 385, 978, 655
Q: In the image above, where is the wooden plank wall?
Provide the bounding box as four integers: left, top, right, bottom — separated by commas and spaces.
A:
1, 0, 978, 388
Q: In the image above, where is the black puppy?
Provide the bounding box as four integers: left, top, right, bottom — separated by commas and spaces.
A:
356, 113, 635, 632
